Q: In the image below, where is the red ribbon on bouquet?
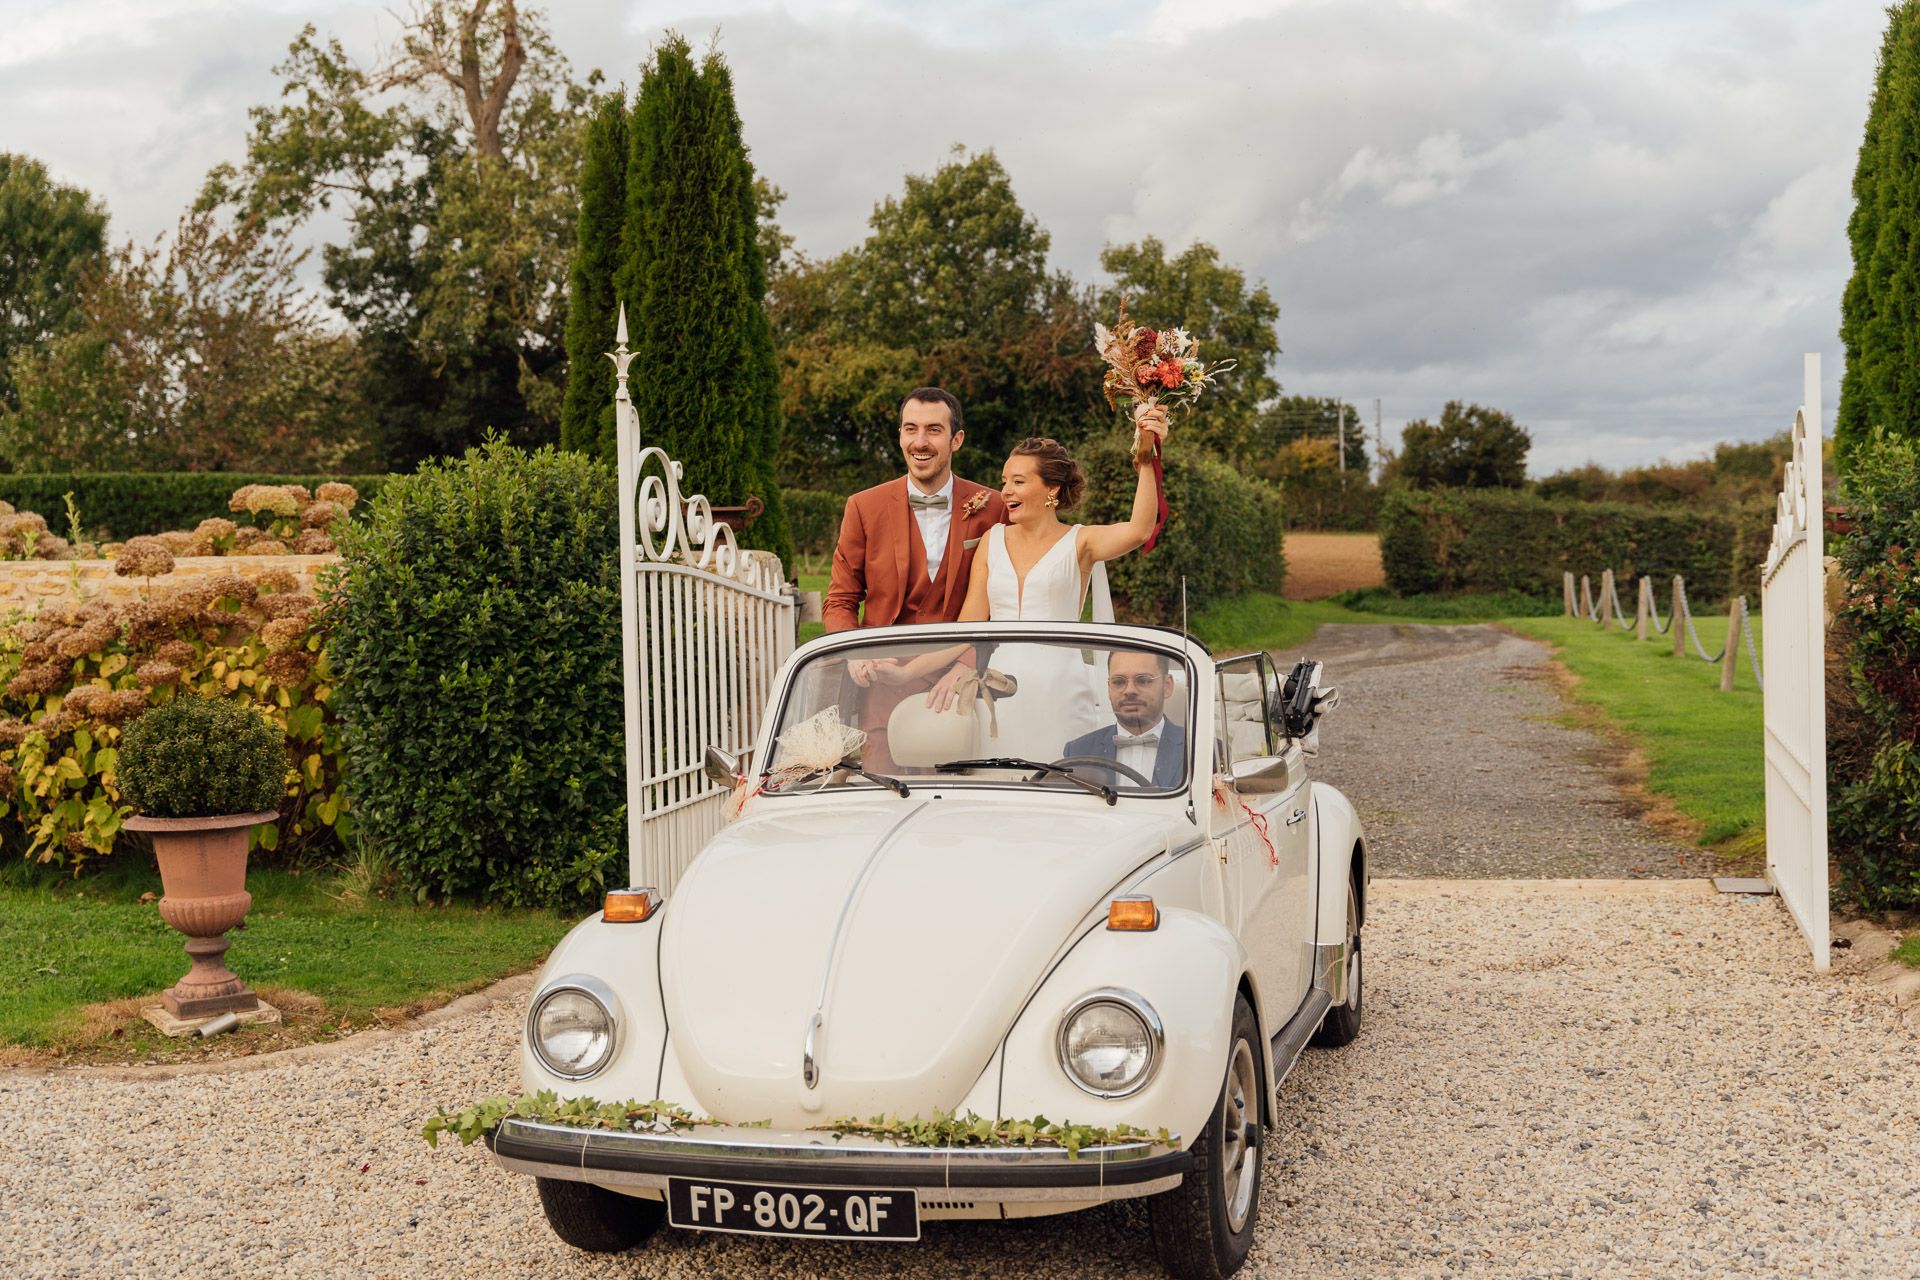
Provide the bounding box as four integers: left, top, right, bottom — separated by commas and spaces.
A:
1143, 442, 1167, 554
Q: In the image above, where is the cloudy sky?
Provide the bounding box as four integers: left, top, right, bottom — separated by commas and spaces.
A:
0, 0, 1885, 473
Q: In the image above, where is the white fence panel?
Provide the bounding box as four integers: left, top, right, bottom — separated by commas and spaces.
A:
1761, 354, 1828, 970
611, 307, 794, 892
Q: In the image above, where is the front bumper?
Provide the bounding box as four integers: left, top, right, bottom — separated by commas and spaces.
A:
487, 1119, 1189, 1204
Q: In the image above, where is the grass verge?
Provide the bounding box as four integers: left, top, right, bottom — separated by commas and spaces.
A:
1503, 616, 1763, 851
0, 857, 570, 1064
1895, 937, 1920, 969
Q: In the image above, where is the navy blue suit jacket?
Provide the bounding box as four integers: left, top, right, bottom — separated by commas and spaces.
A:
1063, 721, 1186, 789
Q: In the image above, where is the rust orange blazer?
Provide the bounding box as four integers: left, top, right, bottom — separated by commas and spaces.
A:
824, 477, 1007, 630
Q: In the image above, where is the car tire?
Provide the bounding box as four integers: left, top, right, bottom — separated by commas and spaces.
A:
1311, 874, 1363, 1048
535, 1177, 665, 1253
1147, 993, 1262, 1280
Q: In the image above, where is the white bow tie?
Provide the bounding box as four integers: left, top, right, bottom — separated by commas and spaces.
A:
1114, 732, 1158, 747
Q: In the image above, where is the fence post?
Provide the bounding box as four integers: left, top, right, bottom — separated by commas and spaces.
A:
1719, 597, 1741, 692
1599, 569, 1614, 627
1580, 574, 1593, 621
1671, 577, 1685, 658
1635, 576, 1650, 642
1563, 571, 1575, 617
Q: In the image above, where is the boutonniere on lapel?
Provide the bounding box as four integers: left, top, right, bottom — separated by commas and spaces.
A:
960, 490, 990, 518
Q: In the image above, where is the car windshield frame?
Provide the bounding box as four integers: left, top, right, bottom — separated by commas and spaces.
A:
754, 625, 1201, 801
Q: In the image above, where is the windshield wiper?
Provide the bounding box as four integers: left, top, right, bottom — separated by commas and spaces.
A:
934, 757, 1118, 806
767, 757, 910, 798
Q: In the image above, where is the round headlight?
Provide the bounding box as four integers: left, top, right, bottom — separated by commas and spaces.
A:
1058, 989, 1163, 1098
528, 977, 617, 1080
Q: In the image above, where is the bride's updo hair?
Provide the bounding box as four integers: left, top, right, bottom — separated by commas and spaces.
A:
1009, 437, 1087, 513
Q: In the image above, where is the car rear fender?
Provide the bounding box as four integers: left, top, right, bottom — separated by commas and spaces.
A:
1311, 784, 1366, 942
996, 907, 1242, 1149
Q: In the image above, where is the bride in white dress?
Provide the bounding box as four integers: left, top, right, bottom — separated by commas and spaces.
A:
872, 409, 1170, 759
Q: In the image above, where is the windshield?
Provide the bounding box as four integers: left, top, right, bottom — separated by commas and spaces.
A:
765, 633, 1194, 796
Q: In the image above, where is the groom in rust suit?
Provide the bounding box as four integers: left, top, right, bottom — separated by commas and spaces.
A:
825, 387, 1006, 770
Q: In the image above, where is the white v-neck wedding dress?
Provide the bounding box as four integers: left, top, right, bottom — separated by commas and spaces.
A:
982, 524, 1106, 757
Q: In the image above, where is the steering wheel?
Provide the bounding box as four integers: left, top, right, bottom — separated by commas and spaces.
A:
1041, 754, 1153, 788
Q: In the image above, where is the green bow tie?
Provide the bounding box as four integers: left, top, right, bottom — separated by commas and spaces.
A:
908, 492, 948, 510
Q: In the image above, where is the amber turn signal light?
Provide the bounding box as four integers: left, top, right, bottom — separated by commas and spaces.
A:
603, 887, 661, 923
1107, 895, 1158, 931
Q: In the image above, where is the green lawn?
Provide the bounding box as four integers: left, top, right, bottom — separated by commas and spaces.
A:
1503, 615, 1764, 849
1896, 937, 1920, 969
0, 858, 570, 1056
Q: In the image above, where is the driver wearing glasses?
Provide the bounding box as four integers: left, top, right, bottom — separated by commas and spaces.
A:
1062, 650, 1186, 788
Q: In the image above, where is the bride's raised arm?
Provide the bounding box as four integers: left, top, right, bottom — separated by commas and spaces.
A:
1077, 405, 1170, 565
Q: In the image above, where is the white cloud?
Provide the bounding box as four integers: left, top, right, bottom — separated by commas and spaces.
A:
0, 0, 1888, 473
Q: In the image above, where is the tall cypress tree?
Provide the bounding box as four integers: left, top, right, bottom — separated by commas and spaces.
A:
1839, 2, 1920, 464
615, 35, 791, 567
559, 93, 628, 458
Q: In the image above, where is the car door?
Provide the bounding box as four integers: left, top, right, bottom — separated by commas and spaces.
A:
1215, 654, 1314, 1024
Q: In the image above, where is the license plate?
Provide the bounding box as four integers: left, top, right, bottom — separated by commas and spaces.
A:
665, 1176, 920, 1241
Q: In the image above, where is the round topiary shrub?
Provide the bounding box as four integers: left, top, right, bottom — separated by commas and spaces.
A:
119, 695, 287, 819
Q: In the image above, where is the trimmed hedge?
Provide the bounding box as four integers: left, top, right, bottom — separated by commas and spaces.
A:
0, 474, 394, 539
1078, 437, 1286, 623
1378, 488, 1749, 601
784, 488, 843, 574
328, 441, 624, 909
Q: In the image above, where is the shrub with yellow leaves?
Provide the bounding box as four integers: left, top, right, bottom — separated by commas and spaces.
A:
0, 574, 345, 870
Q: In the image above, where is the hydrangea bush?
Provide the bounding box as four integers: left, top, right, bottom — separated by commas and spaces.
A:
0, 570, 344, 868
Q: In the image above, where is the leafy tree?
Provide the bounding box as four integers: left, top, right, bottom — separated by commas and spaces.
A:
200, 1, 592, 470
775, 149, 1101, 486
614, 35, 790, 565
1838, 1, 1920, 465
0, 155, 107, 411
1399, 401, 1531, 489
1254, 396, 1368, 473
1098, 237, 1280, 463
0, 213, 370, 472
559, 92, 627, 458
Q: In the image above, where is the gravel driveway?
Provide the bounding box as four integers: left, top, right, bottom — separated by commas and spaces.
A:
4, 880, 1914, 1279
6, 623, 1913, 1278
1276, 623, 1715, 878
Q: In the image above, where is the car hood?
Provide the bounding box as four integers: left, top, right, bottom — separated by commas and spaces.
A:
661, 797, 1174, 1126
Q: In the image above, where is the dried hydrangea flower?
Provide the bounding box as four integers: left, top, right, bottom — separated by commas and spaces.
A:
114, 536, 176, 579
195, 517, 238, 541
260, 616, 310, 653
0, 718, 29, 745
315, 482, 358, 508
135, 660, 182, 688
0, 761, 15, 794
15, 620, 53, 643
254, 569, 298, 594
0, 500, 14, 517
155, 639, 196, 666
7, 664, 63, 698
255, 594, 313, 620
228, 484, 262, 514
243, 540, 290, 556
262, 650, 313, 683
282, 484, 313, 506
38, 534, 70, 560
290, 530, 335, 555
20, 641, 50, 664
239, 487, 301, 518
158, 530, 196, 553
62, 685, 103, 714
232, 526, 265, 548
300, 500, 345, 530
207, 573, 257, 603
93, 689, 149, 724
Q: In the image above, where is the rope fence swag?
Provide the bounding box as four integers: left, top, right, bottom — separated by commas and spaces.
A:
1561, 568, 1764, 693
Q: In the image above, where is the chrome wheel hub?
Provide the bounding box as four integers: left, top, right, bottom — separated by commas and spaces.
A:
1220, 1036, 1259, 1233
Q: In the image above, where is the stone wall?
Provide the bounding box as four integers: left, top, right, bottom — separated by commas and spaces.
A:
0, 555, 338, 614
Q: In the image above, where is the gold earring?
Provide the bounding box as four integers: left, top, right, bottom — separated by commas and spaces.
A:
1045, 493, 1059, 508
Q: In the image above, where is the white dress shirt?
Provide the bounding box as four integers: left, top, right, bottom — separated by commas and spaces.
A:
1113, 716, 1167, 781
911, 475, 955, 581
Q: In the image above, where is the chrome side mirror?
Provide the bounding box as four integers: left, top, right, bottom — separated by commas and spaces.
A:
1230, 754, 1296, 795
702, 746, 741, 788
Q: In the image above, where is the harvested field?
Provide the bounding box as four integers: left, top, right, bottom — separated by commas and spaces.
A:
1283, 531, 1383, 599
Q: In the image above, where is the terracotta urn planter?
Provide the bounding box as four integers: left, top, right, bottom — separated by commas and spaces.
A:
126, 810, 279, 1019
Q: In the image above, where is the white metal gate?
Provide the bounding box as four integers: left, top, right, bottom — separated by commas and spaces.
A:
1761, 354, 1829, 970
611, 308, 795, 891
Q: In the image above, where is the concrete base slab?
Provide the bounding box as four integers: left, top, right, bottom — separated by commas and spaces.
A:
1712, 876, 1774, 895
142, 1000, 282, 1039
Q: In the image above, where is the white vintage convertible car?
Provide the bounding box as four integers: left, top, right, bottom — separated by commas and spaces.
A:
487, 620, 1365, 1280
